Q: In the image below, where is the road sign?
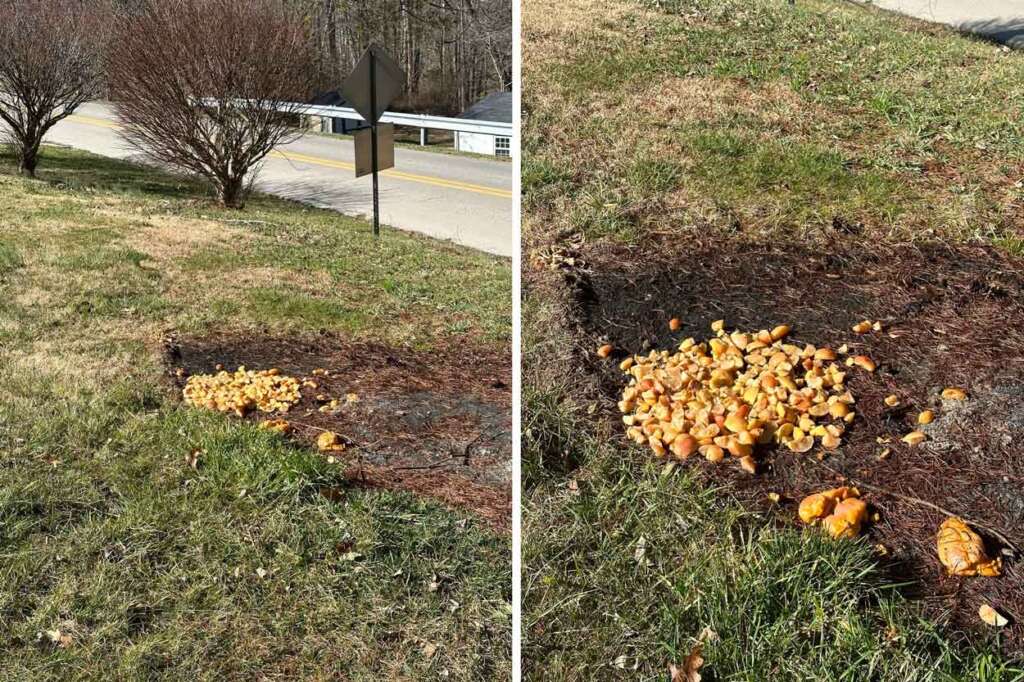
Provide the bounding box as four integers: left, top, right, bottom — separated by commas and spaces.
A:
340, 44, 405, 238
354, 123, 394, 178
341, 44, 404, 125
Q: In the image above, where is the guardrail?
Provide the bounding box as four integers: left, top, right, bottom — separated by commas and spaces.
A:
282, 102, 514, 145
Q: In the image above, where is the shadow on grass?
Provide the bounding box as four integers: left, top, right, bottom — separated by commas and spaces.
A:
0, 144, 210, 202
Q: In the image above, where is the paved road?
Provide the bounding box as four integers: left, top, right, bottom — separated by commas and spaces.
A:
870, 0, 1024, 48
45, 102, 513, 257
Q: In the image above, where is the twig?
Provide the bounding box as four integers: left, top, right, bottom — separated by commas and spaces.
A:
812, 459, 1020, 553
391, 461, 453, 471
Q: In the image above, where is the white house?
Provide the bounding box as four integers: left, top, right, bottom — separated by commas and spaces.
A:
454, 92, 512, 157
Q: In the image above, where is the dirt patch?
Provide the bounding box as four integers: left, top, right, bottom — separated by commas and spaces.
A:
553, 235, 1024, 652
163, 331, 512, 530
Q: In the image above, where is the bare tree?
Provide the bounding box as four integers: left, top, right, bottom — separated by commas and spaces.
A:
0, 0, 109, 177
107, 0, 318, 209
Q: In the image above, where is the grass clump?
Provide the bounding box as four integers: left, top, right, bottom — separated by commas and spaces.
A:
523, 0, 1024, 246
522, 429, 1020, 680
0, 145, 511, 679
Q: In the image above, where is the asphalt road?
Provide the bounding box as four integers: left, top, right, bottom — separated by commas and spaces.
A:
45, 102, 513, 257
870, 0, 1024, 48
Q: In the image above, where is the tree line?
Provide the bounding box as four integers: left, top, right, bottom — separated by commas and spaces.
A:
0, 0, 511, 209
300, 0, 512, 114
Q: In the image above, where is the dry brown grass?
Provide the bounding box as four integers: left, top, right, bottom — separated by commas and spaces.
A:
122, 214, 246, 261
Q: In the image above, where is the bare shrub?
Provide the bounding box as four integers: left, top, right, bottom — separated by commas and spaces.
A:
0, 0, 110, 177
107, 0, 319, 209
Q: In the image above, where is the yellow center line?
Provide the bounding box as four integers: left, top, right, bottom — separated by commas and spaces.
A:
67, 114, 513, 199
69, 113, 120, 129
270, 149, 512, 198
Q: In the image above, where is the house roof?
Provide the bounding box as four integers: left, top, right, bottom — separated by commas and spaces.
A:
310, 90, 351, 107
458, 91, 512, 123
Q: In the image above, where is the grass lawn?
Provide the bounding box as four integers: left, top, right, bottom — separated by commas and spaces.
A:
523, 0, 1024, 679
0, 145, 511, 680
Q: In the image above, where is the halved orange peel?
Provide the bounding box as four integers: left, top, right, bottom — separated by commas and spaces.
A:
936, 517, 1001, 577
798, 487, 868, 538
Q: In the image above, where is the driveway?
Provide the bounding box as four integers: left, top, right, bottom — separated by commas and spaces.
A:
869, 0, 1024, 48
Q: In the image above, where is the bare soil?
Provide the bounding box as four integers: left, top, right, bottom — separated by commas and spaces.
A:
162, 331, 512, 530
544, 235, 1024, 652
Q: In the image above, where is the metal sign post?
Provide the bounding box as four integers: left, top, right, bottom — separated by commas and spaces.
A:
341, 44, 405, 239
369, 49, 379, 237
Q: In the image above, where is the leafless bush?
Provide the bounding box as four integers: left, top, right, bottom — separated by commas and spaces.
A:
0, 0, 110, 177
107, 0, 319, 208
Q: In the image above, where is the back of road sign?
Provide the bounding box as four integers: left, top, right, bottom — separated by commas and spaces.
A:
354, 124, 394, 178
341, 44, 404, 124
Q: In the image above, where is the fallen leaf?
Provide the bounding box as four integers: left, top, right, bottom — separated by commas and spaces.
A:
45, 629, 72, 648
634, 535, 648, 564
669, 643, 704, 682
698, 626, 719, 643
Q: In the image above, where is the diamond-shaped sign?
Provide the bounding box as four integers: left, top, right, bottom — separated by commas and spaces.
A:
340, 44, 405, 124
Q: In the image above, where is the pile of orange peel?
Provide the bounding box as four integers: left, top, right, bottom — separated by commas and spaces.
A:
183, 366, 301, 416
603, 319, 1002, 581
616, 320, 868, 474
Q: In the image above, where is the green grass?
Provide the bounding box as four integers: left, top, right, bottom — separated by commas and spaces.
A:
521, 0, 1024, 676
524, 437, 1020, 680
523, 0, 1024, 244
0, 145, 511, 679
0, 240, 23, 274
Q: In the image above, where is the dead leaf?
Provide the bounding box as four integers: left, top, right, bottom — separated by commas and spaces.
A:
669, 643, 704, 682
698, 626, 719, 643
634, 535, 648, 564
45, 629, 73, 648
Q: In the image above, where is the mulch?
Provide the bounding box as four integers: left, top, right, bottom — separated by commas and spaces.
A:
547, 234, 1024, 653
162, 330, 512, 531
